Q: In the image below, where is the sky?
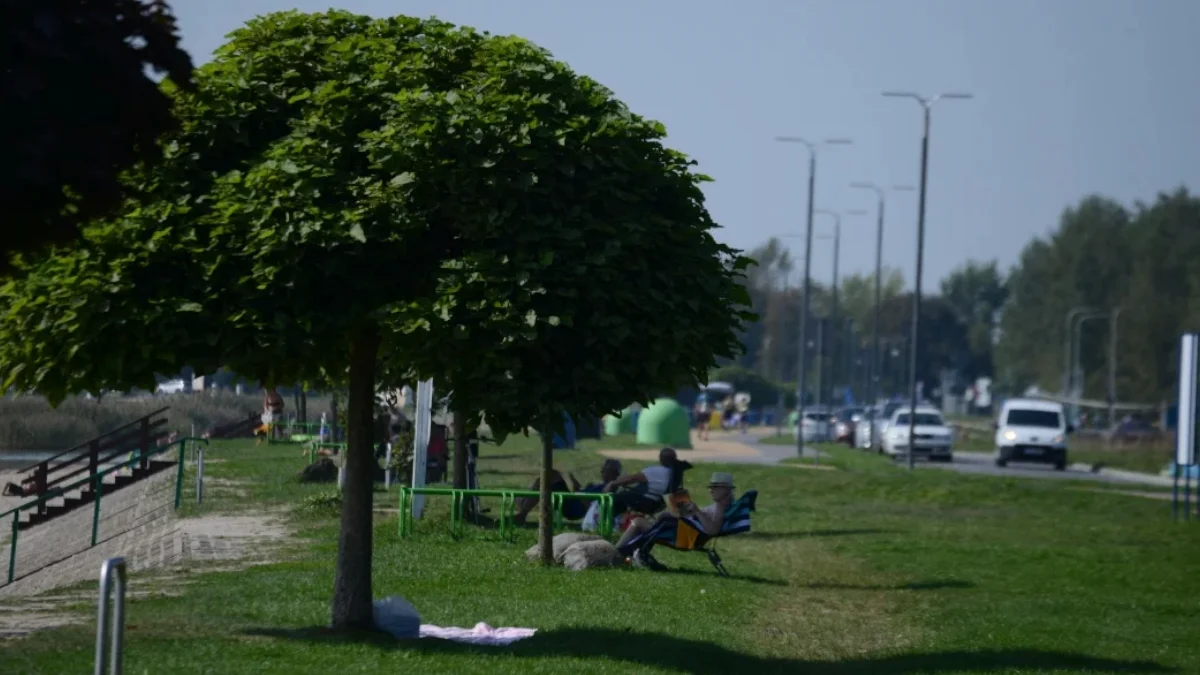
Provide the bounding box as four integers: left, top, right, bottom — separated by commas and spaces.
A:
172, 0, 1200, 288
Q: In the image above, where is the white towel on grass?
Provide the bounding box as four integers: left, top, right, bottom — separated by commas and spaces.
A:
419, 622, 536, 645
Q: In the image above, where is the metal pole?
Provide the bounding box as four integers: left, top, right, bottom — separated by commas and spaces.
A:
95, 557, 127, 675
906, 106, 931, 471
871, 192, 884, 408
1073, 312, 1108, 415
830, 218, 841, 408
1108, 308, 1123, 427
385, 442, 393, 490
796, 148, 817, 457
814, 318, 824, 458
1063, 308, 1090, 398
777, 136, 851, 457
195, 446, 205, 505
883, 91, 971, 470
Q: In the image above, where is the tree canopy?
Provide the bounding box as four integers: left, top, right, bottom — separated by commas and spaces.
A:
1, 0, 194, 271
996, 188, 1200, 403
0, 10, 750, 625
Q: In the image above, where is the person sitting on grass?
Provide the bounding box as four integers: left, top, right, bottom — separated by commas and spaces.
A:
513, 459, 622, 526
604, 447, 692, 517
616, 471, 736, 570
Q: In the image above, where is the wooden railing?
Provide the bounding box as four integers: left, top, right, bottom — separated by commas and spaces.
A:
5, 408, 171, 517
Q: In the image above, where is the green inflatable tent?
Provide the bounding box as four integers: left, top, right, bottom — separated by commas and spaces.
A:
636, 398, 692, 449
604, 406, 638, 436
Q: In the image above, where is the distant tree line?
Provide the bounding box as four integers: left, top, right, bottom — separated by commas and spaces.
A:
736, 186, 1199, 407
732, 239, 1006, 403
997, 188, 1200, 404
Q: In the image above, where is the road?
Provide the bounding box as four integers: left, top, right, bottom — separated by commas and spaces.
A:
913, 450, 1171, 487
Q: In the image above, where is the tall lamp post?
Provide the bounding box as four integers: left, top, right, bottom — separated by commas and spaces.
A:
882, 90, 972, 470
850, 182, 915, 413
1073, 311, 1109, 423
1108, 307, 1124, 427
775, 136, 852, 458
814, 208, 868, 408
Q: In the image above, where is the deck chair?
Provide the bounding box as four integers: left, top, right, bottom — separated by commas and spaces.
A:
622, 489, 758, 577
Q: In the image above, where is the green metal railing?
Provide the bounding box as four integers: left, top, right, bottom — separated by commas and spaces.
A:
1, 436, 208, 584
397, 486, 613, 541
304, 442, 347, 464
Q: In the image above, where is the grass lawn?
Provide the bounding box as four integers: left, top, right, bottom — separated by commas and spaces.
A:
2, 433, 1197, 673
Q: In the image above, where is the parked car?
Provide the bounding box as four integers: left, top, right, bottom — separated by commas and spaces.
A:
869, 400, 908, 452
881, 406, 953, 461
854, 406, 877, 449
833, 407, 864, 445
793, 409, 832, 442
994, 399, 1071, 470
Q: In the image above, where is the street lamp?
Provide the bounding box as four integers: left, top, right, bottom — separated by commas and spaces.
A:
1063, 307, 1093, 398
882, 90, 973, 470
850, 182, 916, 414
1108, 307, 1124, 427
1073, 310, 1108, 421
775, 136, 852, 458
814, 208, 868, 409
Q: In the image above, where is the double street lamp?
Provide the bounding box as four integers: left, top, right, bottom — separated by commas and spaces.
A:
775, 136, 852, 458
882, 90, 973, 470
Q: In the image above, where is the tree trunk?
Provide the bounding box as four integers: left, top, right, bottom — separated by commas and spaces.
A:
330, 324, 381, 630
452, 410, 468, 490
538, 430, 554, 565
331, 390, 340, 442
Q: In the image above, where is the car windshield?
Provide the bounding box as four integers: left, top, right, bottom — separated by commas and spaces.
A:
1006, 409, 1061, 428
894, 413, 944, 426
881, 402, 902, 418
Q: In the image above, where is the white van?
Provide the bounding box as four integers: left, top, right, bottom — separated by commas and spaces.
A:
993, 399, 1072, 470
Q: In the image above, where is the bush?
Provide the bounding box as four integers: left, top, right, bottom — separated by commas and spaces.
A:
0, 392, 333, 450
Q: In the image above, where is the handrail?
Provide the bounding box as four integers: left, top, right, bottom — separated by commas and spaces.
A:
397, 486, 614, 540
14, 407, 170, 473
94, 556, 128, 675
0, 437, 209, 521
40, 423, 170, 493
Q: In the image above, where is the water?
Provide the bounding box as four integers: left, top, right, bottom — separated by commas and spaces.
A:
0, 451, 55, 473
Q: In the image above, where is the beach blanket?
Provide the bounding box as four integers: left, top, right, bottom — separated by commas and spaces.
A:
419, 622, 537, 646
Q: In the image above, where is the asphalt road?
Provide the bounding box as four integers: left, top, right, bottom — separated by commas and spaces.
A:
911, 450, 1170, 487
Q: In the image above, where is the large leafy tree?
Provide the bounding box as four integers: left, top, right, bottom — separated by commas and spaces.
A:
381, 63, 752, 562
0, 10, 749, 626
1, 0, 194, 271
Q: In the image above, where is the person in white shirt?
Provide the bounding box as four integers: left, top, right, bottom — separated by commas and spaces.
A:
604, 447, 690, 516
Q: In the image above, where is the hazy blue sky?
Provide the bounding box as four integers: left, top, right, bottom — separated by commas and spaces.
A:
173, 0, 1200, 287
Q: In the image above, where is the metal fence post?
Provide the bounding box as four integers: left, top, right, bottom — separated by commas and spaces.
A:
384, 443, 393, 490
7, 512, 18, 583
174, 442, 185, 509
196, 446, 205, 506
94, 557, 127, 675
92, 475, 102, 546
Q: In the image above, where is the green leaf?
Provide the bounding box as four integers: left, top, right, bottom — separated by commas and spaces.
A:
349, 224, 366, 243
390, 173, 415, 187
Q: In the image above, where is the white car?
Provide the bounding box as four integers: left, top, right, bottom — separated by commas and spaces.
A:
793, 410, 831, 442
881, 406, 953, 461
994, 399, 1070, 470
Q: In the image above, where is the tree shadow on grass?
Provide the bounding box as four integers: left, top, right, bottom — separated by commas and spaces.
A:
243, 626, 1175, 675
742, 528, 897, 540
802, 579, 973, 591
653, 566, 789, 587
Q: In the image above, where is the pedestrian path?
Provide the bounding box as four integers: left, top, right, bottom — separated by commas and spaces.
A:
598, 427, 832, 467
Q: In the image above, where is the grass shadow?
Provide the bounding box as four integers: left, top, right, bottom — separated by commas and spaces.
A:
803, 579, 973, 591
654, 566, 788, 587
243, 626, 1175, 674
742, 528, 897, 541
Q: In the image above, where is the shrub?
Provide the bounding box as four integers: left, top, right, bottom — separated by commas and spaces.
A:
0, 392, 332, 450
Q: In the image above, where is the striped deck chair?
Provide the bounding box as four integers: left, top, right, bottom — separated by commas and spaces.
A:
622, 489, 758, 577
